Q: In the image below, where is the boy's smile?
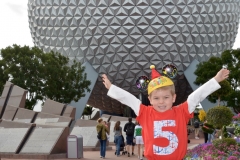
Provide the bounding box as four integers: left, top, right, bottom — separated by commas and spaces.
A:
148, 88, 176, 112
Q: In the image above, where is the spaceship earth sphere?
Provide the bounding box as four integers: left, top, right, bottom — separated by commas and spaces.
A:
28, 0, 240, 114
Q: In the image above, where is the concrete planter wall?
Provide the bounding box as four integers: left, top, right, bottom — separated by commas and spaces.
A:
28, 0, 240, 114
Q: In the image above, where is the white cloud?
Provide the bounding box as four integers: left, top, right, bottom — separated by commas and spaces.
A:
5, 2, 26, 15
0, 0, 33, 49
233, 26, 240, 49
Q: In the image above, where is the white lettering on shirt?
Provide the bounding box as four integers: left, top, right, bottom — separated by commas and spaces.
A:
153, 120, 178, 155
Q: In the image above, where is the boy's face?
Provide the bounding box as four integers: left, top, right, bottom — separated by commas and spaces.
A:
148, 88, 176, 112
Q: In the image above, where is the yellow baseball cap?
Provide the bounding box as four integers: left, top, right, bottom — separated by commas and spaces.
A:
148, 65, 174, 95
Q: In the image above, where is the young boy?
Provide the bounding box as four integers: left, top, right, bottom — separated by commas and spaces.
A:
102, 65, 229, 160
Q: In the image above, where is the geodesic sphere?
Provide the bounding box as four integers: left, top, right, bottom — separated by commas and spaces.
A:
28, 0, 240, 114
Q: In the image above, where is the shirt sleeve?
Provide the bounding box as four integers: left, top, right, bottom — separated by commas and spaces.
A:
136, 104, 149, 128
180, 102, 194, 124
107, 85, 142, 116
187, 78, 221, 113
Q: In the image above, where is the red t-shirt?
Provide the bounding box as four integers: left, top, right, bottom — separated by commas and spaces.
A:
136, 102, 193, 160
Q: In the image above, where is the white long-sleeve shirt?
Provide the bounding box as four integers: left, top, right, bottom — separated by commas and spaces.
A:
107, 78, 220, 116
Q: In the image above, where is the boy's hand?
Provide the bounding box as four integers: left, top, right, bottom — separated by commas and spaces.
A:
214, 68, 230, 82
102, 74, 112, 89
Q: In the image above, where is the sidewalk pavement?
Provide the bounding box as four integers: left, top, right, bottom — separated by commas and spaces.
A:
80, 129, 204, 160
2, 128, 205, 160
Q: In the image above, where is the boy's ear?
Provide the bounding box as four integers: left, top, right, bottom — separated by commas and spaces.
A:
172, 94, 176, 103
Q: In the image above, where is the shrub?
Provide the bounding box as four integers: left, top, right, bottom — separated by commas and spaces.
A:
234, 125, 240, 137
184, 142, 240, 159
202, 123, 215, 134
207, 106, 233, 129
222, 125, 230, 138
212, 138, 237, 152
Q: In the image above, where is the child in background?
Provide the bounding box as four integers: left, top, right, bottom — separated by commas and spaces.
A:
102, 65, 229, 160
134, 121, 144, 160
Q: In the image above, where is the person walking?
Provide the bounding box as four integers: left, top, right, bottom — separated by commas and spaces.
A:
202, 120, 209, 143
124, 117, 135, 157
113, 121, 122, 157
96, 118, 109, 159
103, 121, 110, 141
131, 121, 139, 156
202, 121, 215, 143
208, 129, 216, 143
194, 119, 200, 139
134, 121, 144, 160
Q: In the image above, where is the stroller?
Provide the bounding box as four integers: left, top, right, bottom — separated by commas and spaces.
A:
115, 135, 127, 155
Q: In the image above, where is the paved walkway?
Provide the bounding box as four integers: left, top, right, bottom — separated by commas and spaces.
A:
2, 128, 205, 160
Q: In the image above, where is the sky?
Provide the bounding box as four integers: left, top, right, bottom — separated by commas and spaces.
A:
0, 0, 239, 111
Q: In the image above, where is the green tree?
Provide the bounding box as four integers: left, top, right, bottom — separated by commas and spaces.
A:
206, 106, 233, 138
82, 105, 94, 119
0, 45, 91, 109
221, 49, 240, 113
195, 56, 223, 84
194, 49, 240, 109
207, 106, 233, 129
211, 80, 232, 106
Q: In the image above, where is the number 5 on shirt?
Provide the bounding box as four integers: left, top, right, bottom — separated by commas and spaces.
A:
153, 120, 178, 155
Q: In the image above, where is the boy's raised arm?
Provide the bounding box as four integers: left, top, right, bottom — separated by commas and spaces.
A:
102, 74, 112, 89
187, 68, 230, 113
102, 74, 141, 116
214, 68, 230, 83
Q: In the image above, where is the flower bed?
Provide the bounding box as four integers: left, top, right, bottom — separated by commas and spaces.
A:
232, 113, 240, 121
228, 115, 240, 137
184, 141, 240, 160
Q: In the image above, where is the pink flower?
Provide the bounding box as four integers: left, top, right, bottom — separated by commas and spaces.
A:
233, 113, 240, 121
184, 142, 240, 159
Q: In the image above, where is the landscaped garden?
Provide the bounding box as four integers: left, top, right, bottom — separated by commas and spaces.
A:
184, 107, 240, 160
185, 139, 240, 159
184, 49, 240, 159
